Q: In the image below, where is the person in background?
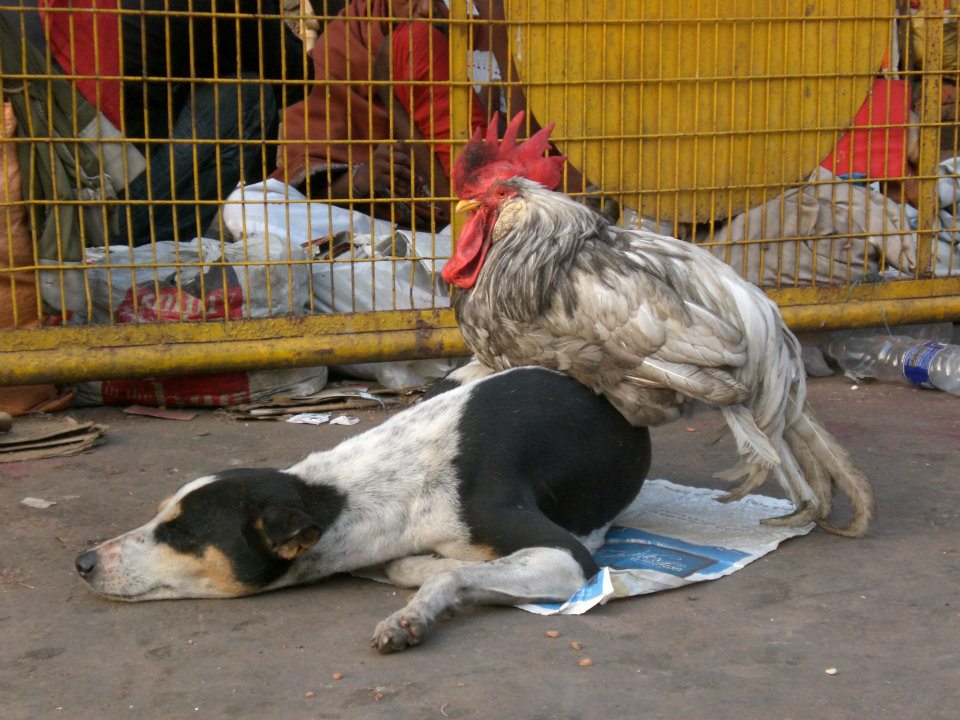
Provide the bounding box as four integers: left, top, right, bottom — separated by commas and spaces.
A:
274, 0, 489, 231
41, 0, 321, 245
275, 0, 608, 231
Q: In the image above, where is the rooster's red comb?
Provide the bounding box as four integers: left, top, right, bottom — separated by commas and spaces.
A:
453, 112, 566, 197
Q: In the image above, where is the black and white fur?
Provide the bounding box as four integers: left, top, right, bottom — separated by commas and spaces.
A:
75, 367, 651, 653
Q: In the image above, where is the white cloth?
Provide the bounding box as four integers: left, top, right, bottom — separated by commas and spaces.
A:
706, 168, 919, 286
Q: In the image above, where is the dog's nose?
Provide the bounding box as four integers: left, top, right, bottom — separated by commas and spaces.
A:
75, 550, 99, 578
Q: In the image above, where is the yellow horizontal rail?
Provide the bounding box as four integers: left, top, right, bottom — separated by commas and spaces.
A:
0, 310, 467, 386
781, 295, 960, 330
2, 280, 959, 387
771, 277, 960, 329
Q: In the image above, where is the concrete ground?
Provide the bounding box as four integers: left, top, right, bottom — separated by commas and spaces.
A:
1, 374, 958, 719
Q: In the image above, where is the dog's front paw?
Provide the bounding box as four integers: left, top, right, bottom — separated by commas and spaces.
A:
372, 608, 432, 654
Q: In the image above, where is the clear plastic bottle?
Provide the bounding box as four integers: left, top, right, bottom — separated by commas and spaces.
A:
824, 335, 960, 396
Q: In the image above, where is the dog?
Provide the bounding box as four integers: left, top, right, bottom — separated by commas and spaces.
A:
75, 367, 651, 653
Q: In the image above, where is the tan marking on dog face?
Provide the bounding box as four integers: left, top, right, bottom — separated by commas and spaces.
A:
197, 546, 252, 596
151, 544, 253, 598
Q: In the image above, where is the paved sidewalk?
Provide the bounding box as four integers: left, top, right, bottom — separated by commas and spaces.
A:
1, 375, 957, 719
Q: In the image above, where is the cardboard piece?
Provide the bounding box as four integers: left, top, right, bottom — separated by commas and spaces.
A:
123, 405, 198, 421
227, 384, 417, 420
0, 416, 107, 463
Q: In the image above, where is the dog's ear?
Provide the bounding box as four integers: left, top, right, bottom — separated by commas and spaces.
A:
256, 506, 321, 560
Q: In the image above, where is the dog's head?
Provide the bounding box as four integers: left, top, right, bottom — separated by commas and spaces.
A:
75, 468, 345, 601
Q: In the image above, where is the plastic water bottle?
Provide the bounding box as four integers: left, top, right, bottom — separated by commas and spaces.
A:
824, 335, 960, 396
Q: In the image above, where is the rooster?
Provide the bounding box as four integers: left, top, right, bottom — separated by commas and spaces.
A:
441, 113, 875, 537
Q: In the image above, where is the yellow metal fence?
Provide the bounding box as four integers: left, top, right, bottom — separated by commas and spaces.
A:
1, 0, 959, 387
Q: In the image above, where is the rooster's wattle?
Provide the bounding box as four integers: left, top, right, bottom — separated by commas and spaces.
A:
441, 113, 874, 537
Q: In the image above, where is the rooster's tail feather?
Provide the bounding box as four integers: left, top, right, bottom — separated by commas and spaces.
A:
716, 404, 817, 517
785, 403, 876, 538
717, 401, 873, 537
714, 462, 769, 503
720, 404, 781, 469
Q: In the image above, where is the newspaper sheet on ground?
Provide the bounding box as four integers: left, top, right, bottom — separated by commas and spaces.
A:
518, 479, 814, 615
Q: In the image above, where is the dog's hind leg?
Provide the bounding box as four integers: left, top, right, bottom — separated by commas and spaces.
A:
384, 555, 482, 588
372, 545, 588, 653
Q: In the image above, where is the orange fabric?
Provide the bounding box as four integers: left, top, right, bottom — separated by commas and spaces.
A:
275, 0, 389, 184
40, 0, 123, 127
390, 22, 486, 177
275, 0, 486, 184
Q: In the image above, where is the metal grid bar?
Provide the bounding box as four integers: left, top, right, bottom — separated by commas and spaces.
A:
0, 0, 958, 386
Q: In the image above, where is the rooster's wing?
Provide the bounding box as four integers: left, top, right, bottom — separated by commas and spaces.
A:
540, 233, 754, 409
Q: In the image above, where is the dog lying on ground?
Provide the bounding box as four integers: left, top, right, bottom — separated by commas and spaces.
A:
75, 367, 651, 652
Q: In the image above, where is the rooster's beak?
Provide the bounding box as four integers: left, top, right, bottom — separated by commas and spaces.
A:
455, 199, 481, 214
